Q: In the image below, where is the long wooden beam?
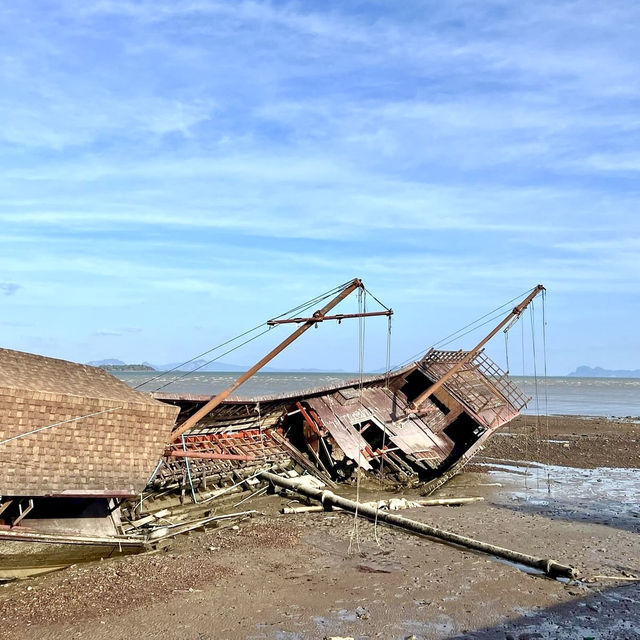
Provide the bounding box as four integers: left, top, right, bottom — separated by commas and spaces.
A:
267, 310, 392, 325
261, 470, 577, 579
169, 278, 364, 442
411, 284, 545, 410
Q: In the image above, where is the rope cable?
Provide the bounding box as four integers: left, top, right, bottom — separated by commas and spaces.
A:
133, 322, 267, 390
363, 286, 392, 311
134, 279, 355, 390
151, 326, 274, 392
385, 313, 392, 389
349, 287, 365, 554
431, 287, 534, 348
374, 313, 392, 546
390, 287, 536, 371
530, 301, 541, 489
521, 312, 529, 491
542, 290, 552, 494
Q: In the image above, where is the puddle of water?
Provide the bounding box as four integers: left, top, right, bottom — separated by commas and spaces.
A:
469, 461, 640, 530
402, 615, 456, 636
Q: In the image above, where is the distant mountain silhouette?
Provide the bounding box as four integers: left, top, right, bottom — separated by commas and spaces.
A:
87, 358, 126, 366
152, 359, 255, 372
87, 358, 348, 373
568, 365, 640, 378
87, 359, 155, 371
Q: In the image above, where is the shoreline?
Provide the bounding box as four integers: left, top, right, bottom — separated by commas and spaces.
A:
2, 413, 638, 640
480, 414, 640, 469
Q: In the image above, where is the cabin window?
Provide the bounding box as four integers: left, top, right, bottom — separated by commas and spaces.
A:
353, 416, 388, 451
400, 370, 434, 404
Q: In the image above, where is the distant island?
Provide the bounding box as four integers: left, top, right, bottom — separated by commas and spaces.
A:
87, 359, 156, 372
568, 365, 640, 378
87, 358, 347, 374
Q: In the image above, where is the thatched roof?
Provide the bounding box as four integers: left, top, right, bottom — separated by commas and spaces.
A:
0, 348, 179, 498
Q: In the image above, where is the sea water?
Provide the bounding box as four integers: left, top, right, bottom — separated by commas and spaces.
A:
115, 371, 640, 419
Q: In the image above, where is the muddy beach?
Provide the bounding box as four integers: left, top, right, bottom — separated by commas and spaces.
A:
1, 415, 638, 640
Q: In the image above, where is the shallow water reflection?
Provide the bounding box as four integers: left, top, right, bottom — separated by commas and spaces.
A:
472, 460, 640, 533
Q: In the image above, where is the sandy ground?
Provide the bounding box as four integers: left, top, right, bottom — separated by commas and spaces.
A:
480, 415, 640, 469
1, 416, 639, 640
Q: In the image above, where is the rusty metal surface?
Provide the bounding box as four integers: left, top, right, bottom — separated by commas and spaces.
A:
306, 386, 455, 471
151, 365, 414, 405
170, 279, 365, 442
153, 428, 292, 489
306, 395, 374, 470
267, 310, 392, 325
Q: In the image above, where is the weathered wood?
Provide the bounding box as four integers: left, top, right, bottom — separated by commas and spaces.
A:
281, 496, 483, 514
128, 508, 171, 528
170, 279, 363, 442
416, 497, 484, 506
412, 285, 544, 410
147, 510, 257, 540
263, 471, 578, 580
270, 430, 337, 488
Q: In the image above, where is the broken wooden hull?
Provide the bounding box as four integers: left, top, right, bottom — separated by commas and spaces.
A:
0, 529, 146, 579
151, 348, 529, 497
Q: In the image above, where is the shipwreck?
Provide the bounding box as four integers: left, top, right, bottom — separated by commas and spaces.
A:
0, 279, 543, 578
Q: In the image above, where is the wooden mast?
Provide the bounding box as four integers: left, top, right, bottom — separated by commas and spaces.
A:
169, 278, 364, 442
410, 284, 545, 410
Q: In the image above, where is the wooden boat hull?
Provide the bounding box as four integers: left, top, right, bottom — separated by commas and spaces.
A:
0, 529, 146, 579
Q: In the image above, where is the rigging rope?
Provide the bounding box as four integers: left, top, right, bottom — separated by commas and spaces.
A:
542, 290, 552, 494
134, 279, 356, 391
349, 287, 366, 553
363, 286, 392, 312
0, 406, 124, 447
530, 301, 542, 489
374, 312, 392, 546
504, 329, 510, 374
182, 434, 198, 504
152, 326, 274, 392
385, 312, 392, 389
391, 286, 536, 371
521, 312, 529, 491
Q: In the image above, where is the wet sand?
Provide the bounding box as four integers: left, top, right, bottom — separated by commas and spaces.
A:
480, 415, 640, 468
1, 415, 638, 640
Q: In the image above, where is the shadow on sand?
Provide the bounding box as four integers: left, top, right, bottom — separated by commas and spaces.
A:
444, 581, 640, 640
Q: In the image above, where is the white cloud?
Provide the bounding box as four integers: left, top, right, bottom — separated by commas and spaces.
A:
0, 282, 20, 296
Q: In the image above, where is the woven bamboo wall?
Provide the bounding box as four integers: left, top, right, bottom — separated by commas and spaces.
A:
0, 348, 179, 497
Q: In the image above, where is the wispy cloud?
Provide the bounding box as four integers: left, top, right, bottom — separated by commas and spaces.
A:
0, 282, 20, 296
1, 1, 639, 372
92, 327, 142, 337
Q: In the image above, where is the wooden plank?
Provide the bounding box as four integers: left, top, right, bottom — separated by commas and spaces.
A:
306, 396, 373, 470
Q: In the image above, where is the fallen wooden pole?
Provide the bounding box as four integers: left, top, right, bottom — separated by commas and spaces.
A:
281, 496, 484, 514
415, 497, 484, 506
282, 505, 329, 514
262, 472, 579, 580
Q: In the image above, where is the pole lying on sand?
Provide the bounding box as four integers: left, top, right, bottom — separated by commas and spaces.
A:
281, 496, 485, 514
261, 471, 579, 580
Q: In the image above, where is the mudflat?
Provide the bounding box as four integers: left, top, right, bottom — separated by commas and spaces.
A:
1, 415, 638, 640
480, 414, 640, 468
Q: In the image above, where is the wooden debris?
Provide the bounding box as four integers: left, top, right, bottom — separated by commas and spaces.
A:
281, 496, 483, 514
128, 508, 171, 528
263, 471, 579, 580
147, 510, 257, 541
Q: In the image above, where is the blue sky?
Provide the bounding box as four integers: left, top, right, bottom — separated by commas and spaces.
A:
1, 0, 639, 375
